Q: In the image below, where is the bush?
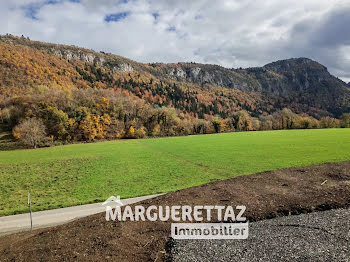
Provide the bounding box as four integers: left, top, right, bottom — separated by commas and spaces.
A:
135, 126, 147, 138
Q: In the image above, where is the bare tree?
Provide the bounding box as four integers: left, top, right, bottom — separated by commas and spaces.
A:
13, 119, 47, 148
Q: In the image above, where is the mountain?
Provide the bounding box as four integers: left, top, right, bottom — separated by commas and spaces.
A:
150, 58, 350, 117
1, 34, 349, 146
0, 34, 349, 120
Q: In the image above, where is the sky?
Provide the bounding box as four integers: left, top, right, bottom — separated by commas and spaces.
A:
2, 0, 350, 82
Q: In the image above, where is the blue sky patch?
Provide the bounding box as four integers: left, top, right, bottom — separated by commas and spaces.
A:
24, 3, 41, 20
167, 26, 176, 32
105, 12, 130, 23
23, 0, 63, 20
152, 12, 159, 20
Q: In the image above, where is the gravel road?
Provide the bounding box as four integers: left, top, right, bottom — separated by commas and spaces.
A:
171, 208, 350, 262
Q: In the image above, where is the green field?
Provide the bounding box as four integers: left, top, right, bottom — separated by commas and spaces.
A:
1, 129, 350, 216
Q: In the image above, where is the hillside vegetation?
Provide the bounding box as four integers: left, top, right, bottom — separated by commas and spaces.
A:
0, 34, 349, 147
1, 128, 350, 216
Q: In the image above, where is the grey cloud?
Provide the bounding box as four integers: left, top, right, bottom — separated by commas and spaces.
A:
312, 8, 350, 47
1, 0, 350, 81
283, 4, 350, 80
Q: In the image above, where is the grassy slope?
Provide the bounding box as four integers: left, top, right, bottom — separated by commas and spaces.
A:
1, 129, 350, 216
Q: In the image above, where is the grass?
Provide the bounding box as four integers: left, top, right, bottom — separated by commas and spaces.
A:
0, 128, 24, 151
1, 128, 350, 216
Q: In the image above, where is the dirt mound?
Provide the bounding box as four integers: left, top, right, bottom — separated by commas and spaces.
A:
1, 161, 350, 261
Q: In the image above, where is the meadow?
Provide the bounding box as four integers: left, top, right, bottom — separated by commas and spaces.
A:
1, 128, 350, 216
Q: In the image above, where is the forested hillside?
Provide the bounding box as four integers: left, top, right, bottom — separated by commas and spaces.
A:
0, 34, 349, 148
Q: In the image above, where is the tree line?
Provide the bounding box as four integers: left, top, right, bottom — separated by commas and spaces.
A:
1, 86, 349, 148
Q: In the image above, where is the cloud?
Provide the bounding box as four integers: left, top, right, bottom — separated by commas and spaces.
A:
2, 0, 350, 81
282, 4, 350, 81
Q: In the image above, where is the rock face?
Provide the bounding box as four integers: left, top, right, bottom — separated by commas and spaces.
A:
158, 63, 260, 92
112, 63, 134, 72
261, 58, 332, 94
0, 35, 135, 72
48, 48, 134, 72
158, 58, 345, 97
47, 48, 134, 72
50, 48, 103, 65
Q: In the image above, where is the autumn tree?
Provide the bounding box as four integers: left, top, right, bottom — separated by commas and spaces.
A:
42, 106, 69, 140
259, 115, 273, 130
281, 108, 295, 129
135, 126, 147, 138
13, 118, 47, 148
126, 126, 135, 138
252, 118, 261, 131
235, 110, 252, 131
341, 113, 350, 128
194, 119, 211, 134
320, 117, 340, 128
211, 116, 225, 133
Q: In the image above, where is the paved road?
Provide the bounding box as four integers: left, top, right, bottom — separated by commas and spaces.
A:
0, 193, 163, 236
171, 208, 350, 262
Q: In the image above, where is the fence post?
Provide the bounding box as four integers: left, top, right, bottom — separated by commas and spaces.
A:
28, 192, 33, 230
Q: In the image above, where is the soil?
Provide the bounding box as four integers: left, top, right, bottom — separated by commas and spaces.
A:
1, 161, 350, 261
